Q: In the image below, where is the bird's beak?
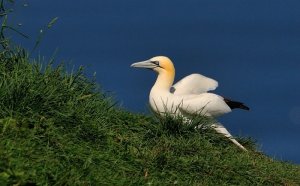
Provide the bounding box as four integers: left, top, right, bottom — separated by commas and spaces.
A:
130, 60, 157, 69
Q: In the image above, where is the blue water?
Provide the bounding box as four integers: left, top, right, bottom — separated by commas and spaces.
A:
11, 1, 300, 164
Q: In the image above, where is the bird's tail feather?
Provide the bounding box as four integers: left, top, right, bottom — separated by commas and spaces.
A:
212, 123, 247, 151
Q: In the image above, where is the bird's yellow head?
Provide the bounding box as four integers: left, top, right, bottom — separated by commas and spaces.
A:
131, 56, 175, 75
150, 56, 175, 74
131, 56, 176, 89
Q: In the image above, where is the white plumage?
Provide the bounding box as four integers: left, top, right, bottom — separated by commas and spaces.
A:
172, 73, 218, 95
131, 56, 249, 151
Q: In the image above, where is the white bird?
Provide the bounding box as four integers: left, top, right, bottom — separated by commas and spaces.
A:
131, 56, 250, 151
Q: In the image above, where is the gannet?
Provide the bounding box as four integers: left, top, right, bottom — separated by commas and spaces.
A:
131, 56, 250, 151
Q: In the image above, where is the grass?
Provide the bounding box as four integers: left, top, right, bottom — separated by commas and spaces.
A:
0, 48, 299, 185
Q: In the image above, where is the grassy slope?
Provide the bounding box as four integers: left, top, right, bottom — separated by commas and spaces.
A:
0, 51, 299, 186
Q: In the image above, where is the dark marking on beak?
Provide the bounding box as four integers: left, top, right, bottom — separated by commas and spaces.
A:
151, 60, 164, 69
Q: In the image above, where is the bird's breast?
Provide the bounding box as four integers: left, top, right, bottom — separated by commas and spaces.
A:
149, 89, 182, 115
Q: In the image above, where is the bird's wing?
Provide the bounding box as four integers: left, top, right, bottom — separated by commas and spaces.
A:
171, 74, 218, 95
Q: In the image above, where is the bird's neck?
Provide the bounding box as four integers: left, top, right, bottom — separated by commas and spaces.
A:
153, 71, 175, 91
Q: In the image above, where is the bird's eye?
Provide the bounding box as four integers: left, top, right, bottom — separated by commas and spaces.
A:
151, 61, 160, 66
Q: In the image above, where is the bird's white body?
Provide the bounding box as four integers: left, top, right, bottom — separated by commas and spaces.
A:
150, 89, 231, 117
131, 56, 249, 151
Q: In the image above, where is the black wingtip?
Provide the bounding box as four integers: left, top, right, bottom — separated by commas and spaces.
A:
239, 104, 250, 111
224, 98, 250, 111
